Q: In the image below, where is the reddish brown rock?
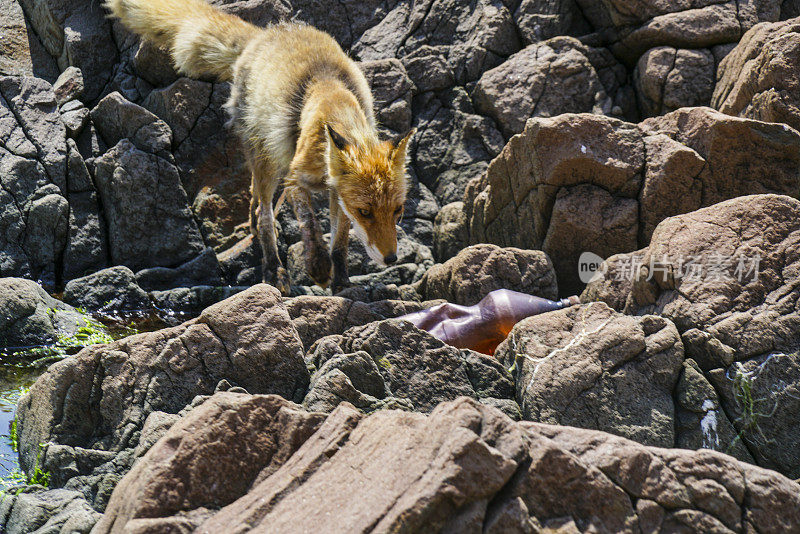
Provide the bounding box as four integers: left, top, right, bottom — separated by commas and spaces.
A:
713, 18, 800, 132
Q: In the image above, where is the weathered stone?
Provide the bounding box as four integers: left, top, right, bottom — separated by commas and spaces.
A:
52, 66, 84, 105
90, 92, 172, 154
359, 58, 414, 138
474, 37, 627, 138
93, 139, 205, 271
432, 201, 468, 262
0, 0, 59, 80
415, 244, 558, 305
0, 277, 91, 348
635, 47, 715, 117
514, 0, 591, 45
713, 18, 800, 131
149, 285, 248, 316
0, 488, 100, 534
135, 247, 223, 291
306, 320, 517, 414
63, 266, 149, 312
496, 302, 684, 447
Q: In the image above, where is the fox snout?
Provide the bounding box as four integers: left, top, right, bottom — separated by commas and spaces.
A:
353, 218, 398, 267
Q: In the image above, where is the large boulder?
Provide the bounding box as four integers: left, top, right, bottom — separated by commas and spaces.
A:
0, 76, 70, 288
465, 108, 800, 294
304, 320, 518, 416
473, 37, 630, 138
92, 139, 205, 271
62, 266, 149, 312
496, 302, 684, 448
0, 277, 91, 348
634, 46, 716, 117
414, 244, 558, 304
0, 0, 59, 80
583, 194, 800, 478
712, 18, 800, 132
15, 285, 310, 507
95, 396, 800, 533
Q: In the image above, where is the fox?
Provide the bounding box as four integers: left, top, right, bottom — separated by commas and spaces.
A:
105, 0, 414, 295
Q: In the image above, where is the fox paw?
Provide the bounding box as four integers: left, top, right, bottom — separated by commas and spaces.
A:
264, 267, 291, 296
307, 249, 332, 289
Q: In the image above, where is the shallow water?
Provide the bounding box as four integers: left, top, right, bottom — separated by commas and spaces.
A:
0, 311, 176, 486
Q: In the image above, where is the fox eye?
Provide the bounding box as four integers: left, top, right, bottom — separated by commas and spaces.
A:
359, 209, 372, 219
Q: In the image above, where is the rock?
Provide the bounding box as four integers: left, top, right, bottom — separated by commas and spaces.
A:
432, 201, 468, 262
143, 79, 251, 250
135, 247, 223, 291
59, 99, 89, 137
712, 18, 800, 132
496, 302, 684, 447
359, 58, 414, 138
0, 277, 89, 348
412, 87, 505, 205
217, 234, 261, 286
473, 37, 628, 138
586, 194, 800, 477
286, 229, 434, 287
90, 92, 172, 154
675, 358, 754, 463
305, 320, 517, 414
466, 108, 800, 294
415, 244, 558, 305
63, 266, 149, 312
635, 47, 715, 117
149, 285, 248, 316
0, 76, 70, 287
92, 396, 800, 533
17, 0, 118, 101
93, 393, 327, 534
0, 0, 59, 80
15, 285, 310, 505
93, 139, 205, 271
353, 0, 520, 87
52, 66, 83, 105
62, 190, 107, 281
514, 0, 591, 45
0, 488, 100, 534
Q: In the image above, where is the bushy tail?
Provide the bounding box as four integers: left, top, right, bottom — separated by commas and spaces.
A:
105, 0, 259, 80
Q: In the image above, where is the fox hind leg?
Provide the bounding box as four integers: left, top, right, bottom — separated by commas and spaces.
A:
287, 185, 332, 288
250, 157, 290, 295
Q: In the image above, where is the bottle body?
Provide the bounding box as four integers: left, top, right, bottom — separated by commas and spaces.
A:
399, 289, 579, 354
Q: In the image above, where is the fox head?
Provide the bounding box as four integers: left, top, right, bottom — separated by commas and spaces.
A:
326, 125, 415, 266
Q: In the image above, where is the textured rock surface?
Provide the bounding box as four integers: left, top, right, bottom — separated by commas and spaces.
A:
415, 244, 558, 305
496, 302, 684, 447
63, 266, 149, 312
0, 277, 89, 348
713, 18, 800, 131
466, 108, 800, 294
635, 47, 715, 117
94, 396, 800, 534
583, 194, 800, 478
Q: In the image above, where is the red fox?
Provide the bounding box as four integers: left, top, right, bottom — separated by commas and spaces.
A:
105, 0, 414, 295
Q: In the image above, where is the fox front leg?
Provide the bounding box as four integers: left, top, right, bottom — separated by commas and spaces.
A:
329, 189, 351, 295
288, 186, 332, 288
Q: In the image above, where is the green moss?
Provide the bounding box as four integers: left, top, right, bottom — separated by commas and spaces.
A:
8, 417, 17, 453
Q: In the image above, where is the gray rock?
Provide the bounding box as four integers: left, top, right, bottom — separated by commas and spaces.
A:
305, 319, 518, 414
59, 100, 89, 138
93, 139, 205, 271
415, 244, 558, 305
63, 266, 149, 312
496, 302, 685, 447
0, 0, 59, 80
359, 58, 414, 138
0, 277, 91, 348
0, 488, 100, 534
62, 190, 108, 281
514, 0, 591, 45
52, 66, 84, 105
432, 201, 468, 262
90, 92, 172, 154
135, 247, 223, 291
635, 47, 715, 117
149, 285, 248, 316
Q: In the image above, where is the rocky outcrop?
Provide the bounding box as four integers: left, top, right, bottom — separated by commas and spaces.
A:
304, 320, 518, 416
414, 244, 558, 305
713, 18, 800, 132
93, 396, 800, 533
466, 107, 800, 294
583, 194, 800, 477
496, 302, 684, 448
63, 266, 149, 312
635, 47, 715, 117
0, 277, 93, 348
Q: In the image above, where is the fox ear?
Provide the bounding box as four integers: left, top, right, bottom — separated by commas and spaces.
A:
326, 124, 349, 151
391, 128, 415, 171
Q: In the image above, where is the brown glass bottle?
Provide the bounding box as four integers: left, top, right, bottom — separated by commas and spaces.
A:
399, 289, 580, 355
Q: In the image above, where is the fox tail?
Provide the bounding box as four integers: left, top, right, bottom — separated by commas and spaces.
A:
105, 0, 258, 80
